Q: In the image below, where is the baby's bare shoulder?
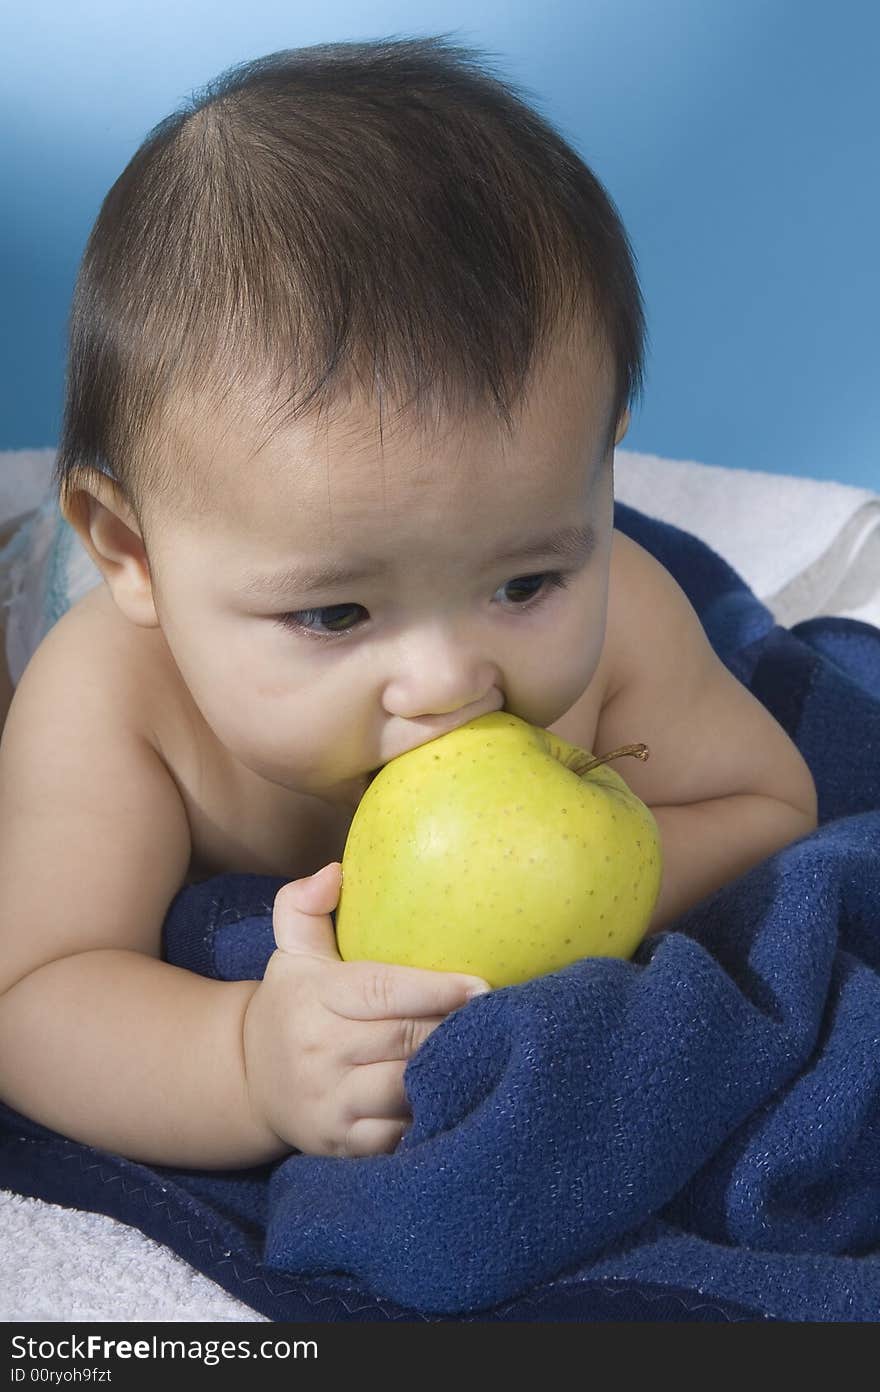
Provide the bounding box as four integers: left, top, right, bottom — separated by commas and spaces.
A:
599, 526, 730, 784
604, 526, 676, 650
599, 529, 674, 704
8, 585, 176, 745
0, 586, 192, 989
598, 528, 816, 812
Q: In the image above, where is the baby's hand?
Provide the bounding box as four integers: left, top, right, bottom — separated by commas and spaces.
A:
242, 862, 489, 1157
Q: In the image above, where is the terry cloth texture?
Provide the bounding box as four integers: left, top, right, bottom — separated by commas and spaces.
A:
1, 500, 878, 1322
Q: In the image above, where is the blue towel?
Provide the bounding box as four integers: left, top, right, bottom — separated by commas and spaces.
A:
2, 500, 879, 1322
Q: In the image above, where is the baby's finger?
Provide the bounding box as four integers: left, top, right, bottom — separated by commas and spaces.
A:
273, 863, 343, 959
344, 1015, 446, 1066
343, 1059, 412, 1120
337, 1116, 410, 1158
326, 960, 490, 1022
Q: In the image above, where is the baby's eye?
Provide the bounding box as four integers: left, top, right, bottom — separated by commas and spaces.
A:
495, 571, 571, 612
275, 571, 568, 641
499, 573, 558, 604
276, 603, 365, 638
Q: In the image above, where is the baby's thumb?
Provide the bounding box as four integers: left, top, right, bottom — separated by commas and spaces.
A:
272, 862, 343, 959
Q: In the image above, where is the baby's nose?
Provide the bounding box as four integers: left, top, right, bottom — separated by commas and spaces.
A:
384, 640, 501, 724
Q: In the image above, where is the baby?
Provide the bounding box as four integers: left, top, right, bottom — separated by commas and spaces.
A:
0, 37, 817, 1171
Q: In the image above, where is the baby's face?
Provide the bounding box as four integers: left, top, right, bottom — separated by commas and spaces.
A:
145, 335, 619, 807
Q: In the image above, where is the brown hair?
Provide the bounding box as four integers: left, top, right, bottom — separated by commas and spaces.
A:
54, 33, 646, 528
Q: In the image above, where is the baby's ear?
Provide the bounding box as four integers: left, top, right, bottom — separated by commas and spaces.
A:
614, 408, 631, 446
61, 473, 160, 629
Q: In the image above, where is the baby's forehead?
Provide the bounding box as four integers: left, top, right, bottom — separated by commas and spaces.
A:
177, 330, 612, 480
149, 324, 616, 551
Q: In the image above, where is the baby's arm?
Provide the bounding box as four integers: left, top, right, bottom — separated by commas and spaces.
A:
0, 630, 282, 1169
0, 622, 484, 1167
597, 534, 818, 933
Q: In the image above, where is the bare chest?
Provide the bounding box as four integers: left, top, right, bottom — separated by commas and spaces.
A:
163, 718, 355, 887
103, 628, 352, 886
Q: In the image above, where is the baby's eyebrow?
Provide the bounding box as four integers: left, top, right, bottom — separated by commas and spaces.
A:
238, 522, 596, 599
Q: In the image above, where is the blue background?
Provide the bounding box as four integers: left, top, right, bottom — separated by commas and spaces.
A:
2, 0, 878, 487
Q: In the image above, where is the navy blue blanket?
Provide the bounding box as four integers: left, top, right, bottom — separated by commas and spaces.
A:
2, 500, 879, 1323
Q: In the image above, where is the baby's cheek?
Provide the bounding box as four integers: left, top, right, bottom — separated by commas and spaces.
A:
511, 607, 607, 732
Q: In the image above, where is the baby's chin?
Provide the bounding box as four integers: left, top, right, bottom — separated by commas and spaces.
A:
247, 759, 379, 812
322, 766, 383, 811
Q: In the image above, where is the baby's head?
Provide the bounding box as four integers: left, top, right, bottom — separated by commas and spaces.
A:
57, 35, 645, 805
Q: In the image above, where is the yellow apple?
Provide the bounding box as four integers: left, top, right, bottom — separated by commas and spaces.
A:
334, 712, 663, 989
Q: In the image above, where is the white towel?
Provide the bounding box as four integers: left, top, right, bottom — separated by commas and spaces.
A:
614, 448, 880, 629
0, 1191, 264, 1322
0, 448, 55, 534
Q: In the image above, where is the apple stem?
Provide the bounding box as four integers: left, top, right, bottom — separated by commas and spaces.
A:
570, 743, 650, 777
